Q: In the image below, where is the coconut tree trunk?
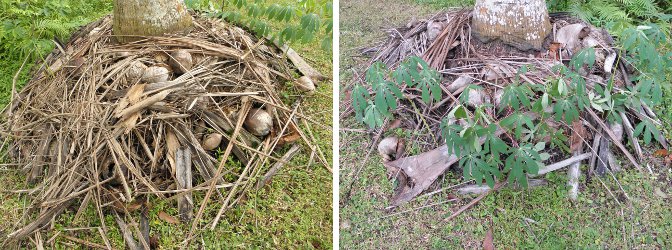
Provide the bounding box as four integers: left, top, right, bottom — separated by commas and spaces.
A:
472, 0, 551, 50
113, 0, 193, 43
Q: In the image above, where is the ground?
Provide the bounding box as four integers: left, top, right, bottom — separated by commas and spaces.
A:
0, 0, 332, 249
339, 0, 672, 248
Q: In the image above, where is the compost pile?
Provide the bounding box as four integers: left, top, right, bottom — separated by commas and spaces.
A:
346, 10, 667, 206
2, 14, 326, 246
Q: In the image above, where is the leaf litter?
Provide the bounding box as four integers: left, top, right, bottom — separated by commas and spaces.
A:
346, 10, 667, 214
1, 13, 328, 247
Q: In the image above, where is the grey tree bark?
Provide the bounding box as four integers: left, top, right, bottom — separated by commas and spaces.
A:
472, 0, 551, 50
113, 0, 193, 43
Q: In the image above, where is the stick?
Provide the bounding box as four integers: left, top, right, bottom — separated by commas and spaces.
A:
273, 41, 326, 81
457, 179, 547, 195
114, 213, 140, 250
587, 109, 642, 172
444, 182, 505, 221
186, 100, 250, 245
176, 147, 193, 222
568, 150, 582, 201
619, 112, 643, 161
534, 153, 591, 176
255, 144, 301, 189
115, 90, 172, 120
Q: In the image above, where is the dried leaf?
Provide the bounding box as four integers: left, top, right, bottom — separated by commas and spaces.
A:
277, 124, 301, 146
549, 42, 561, 61
384, 119, 402, 132
653, 149, 668, 157
158, 211, 180, 224
149, 235, 160, 249
394, 138, 406, 160
114, 84, 146, 116
116, 84, 146, 133
654, 187, 668, 199
483, 225, 494, 250
112, 200, 143, 213
165, 130, 180, 176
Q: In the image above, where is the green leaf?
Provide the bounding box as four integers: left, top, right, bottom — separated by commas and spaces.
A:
570, 47, 596, 69
634, 119, 663, 145
499, 83, 533, 112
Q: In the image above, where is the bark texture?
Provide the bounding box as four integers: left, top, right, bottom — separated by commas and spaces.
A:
472, 0, 551, 50
113, 0, 193, 43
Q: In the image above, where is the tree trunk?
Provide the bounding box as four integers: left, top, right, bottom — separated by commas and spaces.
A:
113, 0, 193, 43
472, 0, 551, 51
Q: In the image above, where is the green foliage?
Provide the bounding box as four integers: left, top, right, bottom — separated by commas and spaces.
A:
437, 37, 667, 187
498, 82, 533, 112
186, 0, 333, 50
564, 0, 671, 30
0, 0, 111, 60
634, 119, 663, 145
504, 142, 549, 188
352, 57, 442, 129
569, 47, 596, 70
620, 24, 669, 106
396, 56, 442, 103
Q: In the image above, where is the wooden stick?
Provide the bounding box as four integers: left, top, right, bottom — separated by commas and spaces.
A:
534, 153, 591, 176
444, 182, 505, 221
255, 144, 301, 189
587, 109, 642, 172
176, 147, 193, 222
115, 90, 172, 120
457, 179, 547, 195
114, 213, 140, 250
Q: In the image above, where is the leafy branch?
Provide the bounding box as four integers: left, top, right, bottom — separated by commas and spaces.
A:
352, 56, 442, 129
185, 0, 333, 50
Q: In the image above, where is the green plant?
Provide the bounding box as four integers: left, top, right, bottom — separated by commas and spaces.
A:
564, 0, 671, 31
0, 0, 111, 60
353, 31, 668, 187
185, 0, 333, 50
352, 56, 442, 129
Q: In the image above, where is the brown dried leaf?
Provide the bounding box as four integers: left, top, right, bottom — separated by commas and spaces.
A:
483, 226, 494, 250
549, 42, 561, 61
114, 84, 146, 116
653, 149, 668, 157
158, 211, 180, 224
165, 130, 180, 176
384, 119, 402, 132
116, 84, 146, 133
394, 138, 406, 160
112, 200, 143, 213
277, 124, 301, 146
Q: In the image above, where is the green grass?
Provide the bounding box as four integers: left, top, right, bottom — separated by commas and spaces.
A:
0, 0, 332, 248
339, 0, 672, 248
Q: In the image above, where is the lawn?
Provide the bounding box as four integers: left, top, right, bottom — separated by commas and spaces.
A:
0, 0, 332, 248
339, 0, 672, 248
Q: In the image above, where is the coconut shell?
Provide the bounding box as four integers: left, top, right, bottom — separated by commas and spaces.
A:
142, 66, 170, 83
202, 133, 223, 151
127, 61, 147, 83
466, 88, 484, 107
153, 52, 169, 64
169, 49, 193, 74
378, 137, 399, 162
244, 108, 273, 137
296, 76, 316, 93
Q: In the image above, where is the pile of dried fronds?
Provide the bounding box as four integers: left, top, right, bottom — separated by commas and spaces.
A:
344, 10, 667, 207
1, 14, 328, 247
